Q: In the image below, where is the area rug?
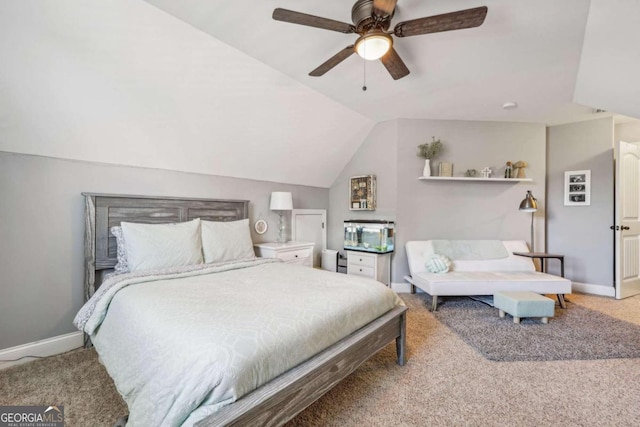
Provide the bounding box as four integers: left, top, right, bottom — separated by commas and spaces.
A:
429, 296, 640, 362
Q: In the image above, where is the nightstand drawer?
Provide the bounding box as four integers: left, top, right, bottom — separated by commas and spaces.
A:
277, 248, 312, 262
347, 254, 375, 268
348, 265, 375, 278
253, 242, 315, 268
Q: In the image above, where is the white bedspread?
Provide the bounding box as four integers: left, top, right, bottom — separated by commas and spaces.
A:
74, 258, 402, 427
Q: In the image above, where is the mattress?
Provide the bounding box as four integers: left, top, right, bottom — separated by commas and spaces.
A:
74, 258, 402, 426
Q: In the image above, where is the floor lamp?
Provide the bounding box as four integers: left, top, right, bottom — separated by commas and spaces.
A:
519, 190, 538, 252
270, 192, 293, 244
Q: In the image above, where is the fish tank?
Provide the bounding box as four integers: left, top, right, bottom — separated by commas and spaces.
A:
344, 220, 395, 254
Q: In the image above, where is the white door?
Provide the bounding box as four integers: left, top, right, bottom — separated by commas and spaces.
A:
291, 209, 326, 268
615, 140, 640, 299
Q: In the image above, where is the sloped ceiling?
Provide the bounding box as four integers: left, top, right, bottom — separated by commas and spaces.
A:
0, 0, 373, 188
574, 0, 640, 119
145, 0, 598, 124
2, 1, 638, 189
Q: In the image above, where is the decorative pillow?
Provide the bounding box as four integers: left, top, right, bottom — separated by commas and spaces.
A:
110, 226, 129, 274
201, 219, 255, 264
121, 219, 203, 272
426, 254, 452, 274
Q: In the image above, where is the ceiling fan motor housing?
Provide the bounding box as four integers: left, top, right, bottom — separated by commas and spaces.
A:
352, 0, 393, 33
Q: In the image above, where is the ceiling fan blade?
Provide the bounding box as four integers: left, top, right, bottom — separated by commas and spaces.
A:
273, 8, 356, 34
394, 6, 488, 38
373, 0, 398, 16
309, 46, 355, 77
380, 47, 410, 80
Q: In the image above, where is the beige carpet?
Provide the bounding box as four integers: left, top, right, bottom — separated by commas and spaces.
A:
2, 293, 639, 427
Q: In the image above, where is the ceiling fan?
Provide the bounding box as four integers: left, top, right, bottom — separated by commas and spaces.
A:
273, 0, 488, 80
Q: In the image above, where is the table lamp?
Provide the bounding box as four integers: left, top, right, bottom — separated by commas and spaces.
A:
270, 192, 293, 244
519, 190, 538, 252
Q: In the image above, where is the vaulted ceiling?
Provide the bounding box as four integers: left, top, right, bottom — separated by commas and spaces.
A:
145, 0, 600, 124
1, 1, 638, 188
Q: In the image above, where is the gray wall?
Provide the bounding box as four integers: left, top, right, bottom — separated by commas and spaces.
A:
546, 118, 614, 287
329, 119, 547, 284
0, 152, 328, 350
394, 119, 546, 282
328, 121, 397, 252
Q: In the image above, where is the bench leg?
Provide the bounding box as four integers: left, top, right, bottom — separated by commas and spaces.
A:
431, 297, 438, 312
411, 284, 416, 294
513, 317, 521, 324
499, 309, 506, 318
541, 317, 548, 324
557, 294, 566, 309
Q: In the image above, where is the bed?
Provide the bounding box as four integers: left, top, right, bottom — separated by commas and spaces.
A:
77, 193, 407, 427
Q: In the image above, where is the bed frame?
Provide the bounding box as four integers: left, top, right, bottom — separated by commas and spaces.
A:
82, 193, 407, 427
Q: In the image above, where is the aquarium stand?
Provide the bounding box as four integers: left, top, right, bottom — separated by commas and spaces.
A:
346, 251, 391, 286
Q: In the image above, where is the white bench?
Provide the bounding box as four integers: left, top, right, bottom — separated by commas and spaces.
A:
405, 240, 572, 311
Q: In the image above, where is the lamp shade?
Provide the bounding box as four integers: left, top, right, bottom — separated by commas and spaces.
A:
519, 190, 538, 212
270, 192, 293, 211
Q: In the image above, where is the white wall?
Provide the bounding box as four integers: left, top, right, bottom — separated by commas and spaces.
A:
0, 152, 328, 350
0, 0, 372, 188
615, 122, 640, 143
546, 118, 614, 288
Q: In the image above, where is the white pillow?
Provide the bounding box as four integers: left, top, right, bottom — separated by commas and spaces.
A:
201, 219, 255, 264
121, 219, 203, 272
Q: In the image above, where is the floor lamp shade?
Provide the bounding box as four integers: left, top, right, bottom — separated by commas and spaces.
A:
519, 191, 538, 252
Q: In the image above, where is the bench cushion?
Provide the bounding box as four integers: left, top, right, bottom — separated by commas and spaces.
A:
494, 291, 555, 318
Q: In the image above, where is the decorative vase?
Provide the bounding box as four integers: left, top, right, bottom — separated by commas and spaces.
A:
423, 159, 431, 177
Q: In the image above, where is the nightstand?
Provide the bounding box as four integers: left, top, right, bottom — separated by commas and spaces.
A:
254, 242, 314, 267
346, 251, 391, 285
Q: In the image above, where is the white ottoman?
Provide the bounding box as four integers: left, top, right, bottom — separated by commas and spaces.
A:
494, 291, 555, 324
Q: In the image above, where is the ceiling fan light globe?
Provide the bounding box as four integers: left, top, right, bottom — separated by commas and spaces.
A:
355, 34, 392, 60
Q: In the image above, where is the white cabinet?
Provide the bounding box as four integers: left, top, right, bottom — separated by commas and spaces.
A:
346, 251, 391, 285
254, 242, 314, 267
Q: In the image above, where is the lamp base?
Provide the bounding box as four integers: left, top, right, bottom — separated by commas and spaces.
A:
277, 212, 286, 244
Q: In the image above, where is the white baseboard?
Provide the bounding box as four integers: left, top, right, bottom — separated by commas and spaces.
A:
571, 282, 615, 297
0, 331, 84, 370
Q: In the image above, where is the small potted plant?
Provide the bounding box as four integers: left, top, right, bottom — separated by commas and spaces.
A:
417, 137, 443, 177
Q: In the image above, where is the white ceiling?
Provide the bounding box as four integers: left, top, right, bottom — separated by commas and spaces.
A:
145, 0, 606, 125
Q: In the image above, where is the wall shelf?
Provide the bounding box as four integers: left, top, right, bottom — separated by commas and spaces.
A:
418, 176, 532, 182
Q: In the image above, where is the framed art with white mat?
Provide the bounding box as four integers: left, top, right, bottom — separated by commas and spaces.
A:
564, 170, 591, 206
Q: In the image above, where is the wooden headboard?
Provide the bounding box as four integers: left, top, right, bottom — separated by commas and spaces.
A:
83, 193, 249, 300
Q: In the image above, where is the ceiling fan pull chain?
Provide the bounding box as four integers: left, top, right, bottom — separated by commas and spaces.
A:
362, 44, 367, 91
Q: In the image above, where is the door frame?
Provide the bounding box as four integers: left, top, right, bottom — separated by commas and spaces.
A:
291, 209, 327, 251
614, 140, 640, 299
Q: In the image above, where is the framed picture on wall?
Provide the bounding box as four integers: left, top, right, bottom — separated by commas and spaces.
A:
564, 170, 591, 206
349, 175, 376, 211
